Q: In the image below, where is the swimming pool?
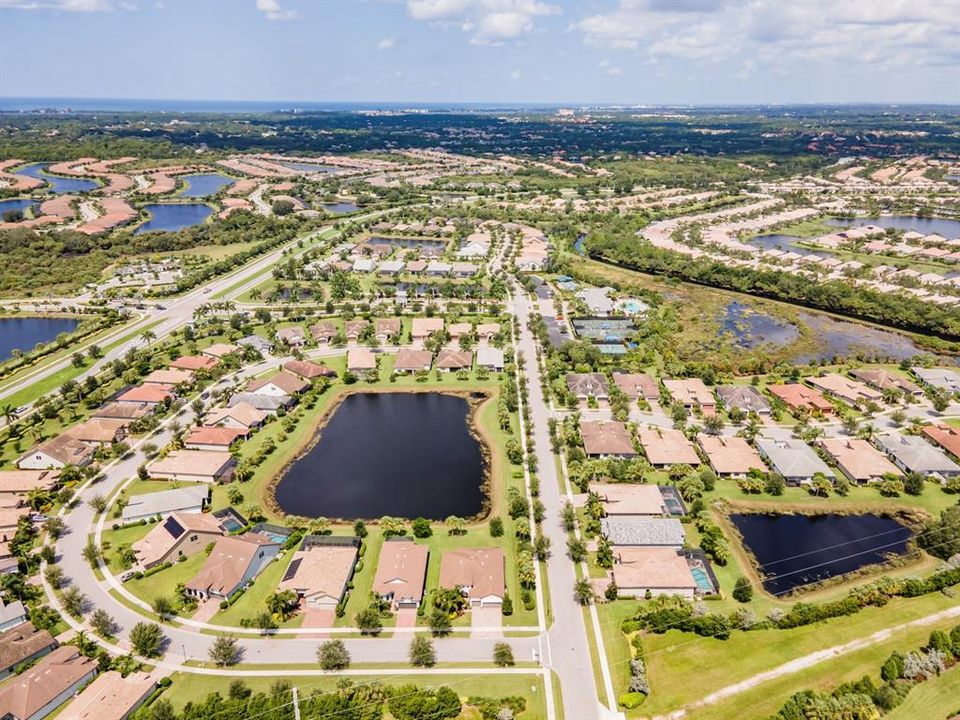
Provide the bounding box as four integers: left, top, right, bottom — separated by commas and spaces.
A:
691, 567, 714, 593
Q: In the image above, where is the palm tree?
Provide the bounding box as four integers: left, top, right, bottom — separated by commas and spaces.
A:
573, 578, 595, 606
1, 405, 17, 427
139, 330, 156, 346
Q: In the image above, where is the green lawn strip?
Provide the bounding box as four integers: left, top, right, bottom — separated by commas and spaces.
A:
209, 547, 304, 629
124, 552, 208, 609
162, 671, 549, 718
338, 529, 386, 628
686, 617, 960, 720
101, 522, 153, 573
634, 592, 957, 717
885, 663, 960, 720
580, 605, 610, 709
595, 601, 638, 709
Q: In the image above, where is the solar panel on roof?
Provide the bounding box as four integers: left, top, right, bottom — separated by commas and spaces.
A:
281, 558, 302, 583
163, 516, 185, 538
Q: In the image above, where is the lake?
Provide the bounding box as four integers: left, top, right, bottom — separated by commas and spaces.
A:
0, 198, 41, 217
731, 512, 912, 595
134, 203, 212, 234
792, 312, 939, 364
0, 316, 82, 362
13, 163, 99, 194
368, 235, 448, 249
322, 202, 359, 215
274, 392, 486, 520
281, 162, 340, 173
746, 233, 830, 257
178, 173, 235, 198
719, 301, 800, 349
826, 216, 960, 240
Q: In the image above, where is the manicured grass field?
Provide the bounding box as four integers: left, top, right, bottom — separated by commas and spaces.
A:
125, 550, 208, 608
886, 664, 960, 720
210, 547, 304, 628
161, 671, 550, 719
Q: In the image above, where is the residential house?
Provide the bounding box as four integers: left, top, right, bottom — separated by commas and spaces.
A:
476, 323, 500, 343
0, 603, 26, 634
276, 327, 307, 348
588, 483, 669, 516
347, 348, 377, 373
204, 403, 268, 430
236, 335, 273, 355
371, 538, 429, 610
476, 346, 504, 372
806, 374, 883, 408
580, 420, 636, 458
612, 547, 698, 599
438, 548, 505, 608
600, 517, 685, 548
0, 509, 30, 544
0, 471, 59, 497
0, 624, 55, 680
378, 260, 404, 276
120, 485, 210, 522
819, 438, 901, 484
393, 349, 433, 374
425, 261, 452, 276
637, 426, 700, 468
697, 435, 766, 477
767, 384, 834, 415
352, 258, 376, 273
185, 533, 280, 601
278, 536, 360, 610
447, 323, 472, 339
183, 426, 247, 452
283, 360, 335, 381
874, 432, 960, 478
575, 287, 614, 316
200, 343, 239, 360
612, 373, 660, 402
911, 367, 960, 394
436, 349, 472, 372
246, 371, 309, 397
451, 262, 478, 278
170, 355, 218, 372
374, 318, 401, 342
716, 385, 770, 416
64, 418, 127, 447
0, 646, 97, 720
849, 368, 922, 398
756, 438, 834, 485
132, 512, 226, 570
662, 378, 716, 416
115, 384, 175, 407
922, 424, 960, 461
146, 450, 236, 484
92, 403, 152, 421
310, 321, 338, 345
405, 260, 427, 275
59, 671, 156, 720
227, 393, 293, 413
0, 543, 16, 575
343, 320, 369, 344
17, 435, 94, 471
142, 368, 194, 387
411, 318, 444, 344
566, 373, 609, 401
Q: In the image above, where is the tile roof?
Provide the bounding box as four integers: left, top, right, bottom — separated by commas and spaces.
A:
246, 371, 310, 395
186, 533, 279, 597
59, 671, 156, 720
697, 434, 765, 475
580, 420, 636, 456
601, 517, 685, 546
589, 483, 666, 515
439, 548, 504, 600
637, 426, 700, 466
0, 647, 95, 720
612, 547, 696, 590
0, 623, 55, 673
819, 438, 901, 482
372, 539, 429, 606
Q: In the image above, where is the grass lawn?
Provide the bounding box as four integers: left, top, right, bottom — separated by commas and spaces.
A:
125, 551, 209, 609
628, 592, 958, 718
686, 616, 960, 720
209, 548, 304, 629
161, 671, 550, 718
101, 522, 153, 573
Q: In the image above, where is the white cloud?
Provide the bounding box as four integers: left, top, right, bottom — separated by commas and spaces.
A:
255, 0, 295, 21
509, 69, 522, 80
0, 0, 113, 9
377, 36, 396, 50
577, 0, 959, 69
599, 59, 622, 76
406, 0, 560, 45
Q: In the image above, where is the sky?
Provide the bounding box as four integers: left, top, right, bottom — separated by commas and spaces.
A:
0, 0, 958, 105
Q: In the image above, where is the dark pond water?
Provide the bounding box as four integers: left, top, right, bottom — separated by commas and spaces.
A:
0, 316, 82, 362
731, 513, 912, 595
134, 203, 212, 234
14, 163, 99, 194
719, 301, 800, 349
322, 202, 359, 215
368, 235, 447, 249
178, 173, 234, 198
826, 216, 960, 239
0, 198, 41, 217
746, 233, 830, 257
792, 312, 937, 363
274, 392, 486, 519
281, 162, 339, 173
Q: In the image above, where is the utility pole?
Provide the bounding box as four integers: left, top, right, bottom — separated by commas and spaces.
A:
292, 686, 300, 720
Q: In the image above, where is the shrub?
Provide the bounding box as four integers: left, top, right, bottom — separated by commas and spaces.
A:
733, 576, 753, 603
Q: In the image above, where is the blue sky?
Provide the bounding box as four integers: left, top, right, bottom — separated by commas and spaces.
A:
1, 0, 958, 104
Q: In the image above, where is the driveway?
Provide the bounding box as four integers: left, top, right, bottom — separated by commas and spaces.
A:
471, 607, 503, 639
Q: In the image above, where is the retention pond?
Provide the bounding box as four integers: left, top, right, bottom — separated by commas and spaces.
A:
0, 316, 81, 362
274, 392, 487, 520
730, 512, 913, 595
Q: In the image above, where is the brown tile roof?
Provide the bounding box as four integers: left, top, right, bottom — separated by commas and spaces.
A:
59, 671, 155, 720
283, 360, 335, 379
768, 384, 834, 413
589, 483, 665, 515
439, 547, 504, 600
372, 539, 429, 607
278, 540, 358, 603
142, 369, 194, 385
394, 349, 433, 372
580, 420, 636, 456
170, 355, 218, 372
374, 318, 401, 337
347, 348, 377, 371
204, 403, 269, 429
63, 418, 128, 444
612, 547, 696, 591
92, 402, 152, 420
343, 320, 369, 338
186, 533, 278, 597
310, 321, 338, 341
921, 425, 960, 461
147, 450, 235, 479
697, 434, 765, 476
819, 438, 902, 482
566, 373, 609, 398
20, 434, 94, 467
246, 371, 309, 395
849, 368, 921, 396
184, 426, 246, 448
0, 471, 60, 495
612, 373, 659, 400
806, 374, 883, 406
132, 511, 224, 568
436, 349, 472, 369
0, 646, 96, 720
0, 623, 55, 674
637, 426, 700, 466
411, 318, 444, 338
662, 378, 716, 411
201, 343, 239, 359
116, 384, 176, 404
